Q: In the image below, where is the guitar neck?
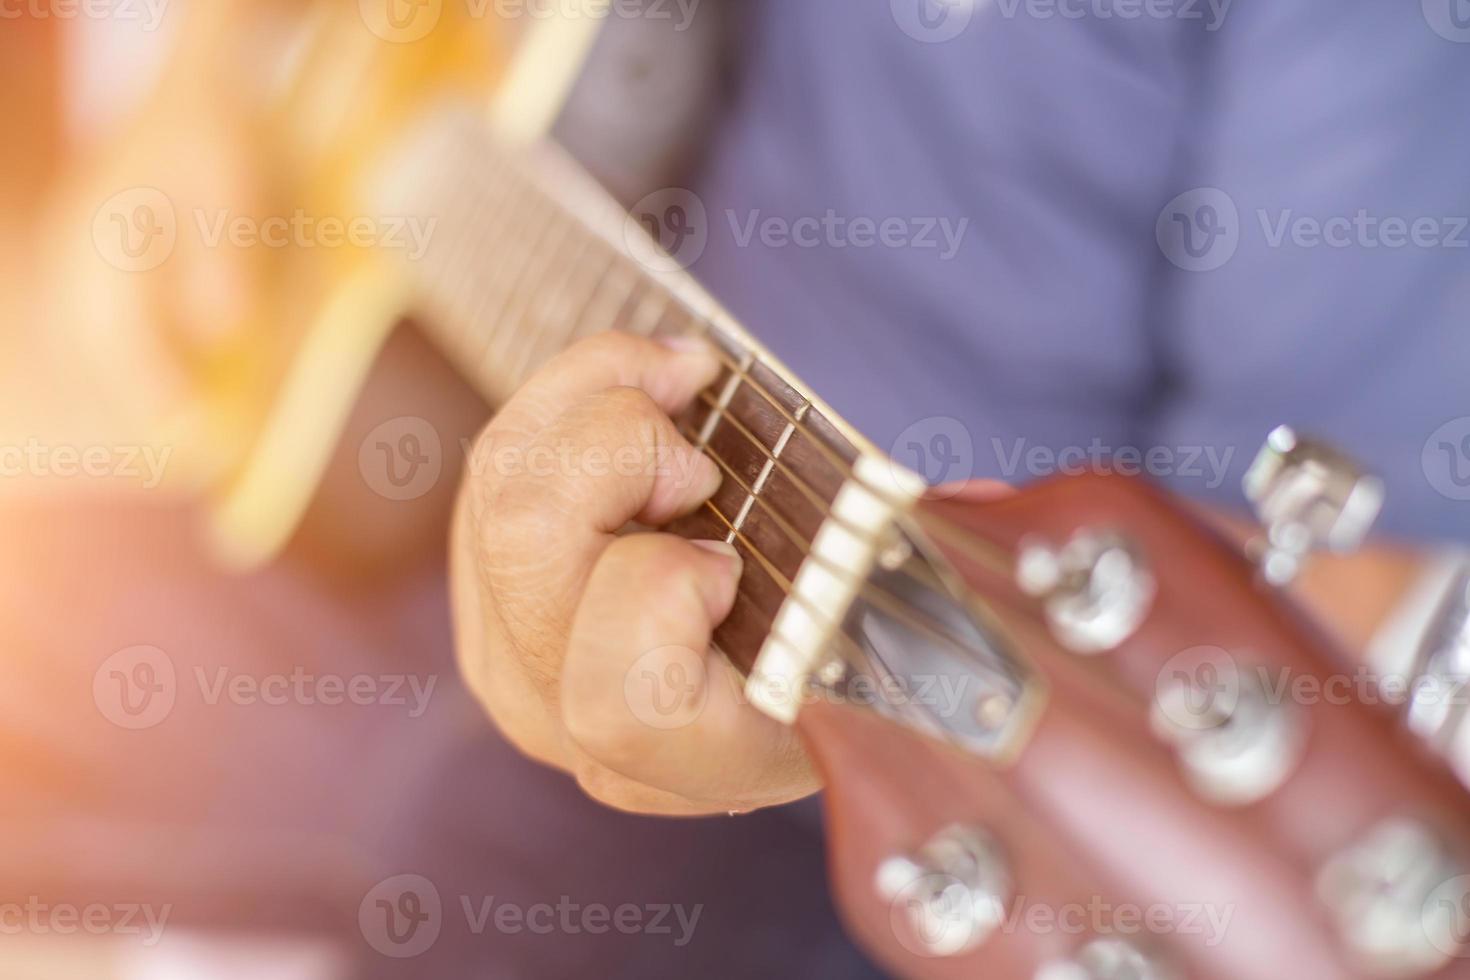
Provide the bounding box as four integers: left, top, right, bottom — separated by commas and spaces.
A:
370, 107, 921, 686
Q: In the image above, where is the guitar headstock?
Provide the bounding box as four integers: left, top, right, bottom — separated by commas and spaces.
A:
774, 447, 1470, 979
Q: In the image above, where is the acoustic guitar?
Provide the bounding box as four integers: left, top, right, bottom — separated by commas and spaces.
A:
121, 3, 1470, 977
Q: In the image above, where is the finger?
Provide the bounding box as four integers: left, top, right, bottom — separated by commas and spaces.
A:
472, 386, 722, 623
562, 533, 818, 811
454, 481, 737, 818
488, 332, 721, 444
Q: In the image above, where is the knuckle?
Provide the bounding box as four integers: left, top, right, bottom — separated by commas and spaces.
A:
463, 467, 564, 584
591, 385, 665, 430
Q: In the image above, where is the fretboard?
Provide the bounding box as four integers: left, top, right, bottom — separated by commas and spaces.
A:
370, 107, 923, 702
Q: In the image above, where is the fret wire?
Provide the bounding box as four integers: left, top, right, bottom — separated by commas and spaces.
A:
474, 204, 566, 372
422, 199, 506, 364
444, 158, 521, 351
427, 154, 512, 348
691, 387, 1016, 588
484, 211, 577, 371
506, 230, 600, 385
697, 351, 753, 450
505, 154, 1013, 574
678, 423, 814, 551
697, 500, 873, 669
539, 242, 619, 360
457, 188, 542, 360
682, 419, 994, 650
428, 133, 1019, 576
625, 285, 674, 337
696, 496, 995, 678
573, 255, 642, 344
480, 130, 1015, 572
687, 341, 1014, 574
694, 389, 853, 530
604, 277, 652, 337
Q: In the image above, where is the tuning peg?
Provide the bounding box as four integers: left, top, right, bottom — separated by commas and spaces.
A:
873, 824, 1012, 958
1243, 426, 1385, 586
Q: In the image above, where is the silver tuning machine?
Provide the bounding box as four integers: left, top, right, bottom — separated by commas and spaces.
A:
1016, 528, 1156, 655
874, 824, 1013, 959
1243, 426, 1384, 586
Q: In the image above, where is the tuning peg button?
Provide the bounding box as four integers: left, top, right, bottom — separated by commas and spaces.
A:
874, 824, 1012, 958
1016, 528, 1155, 655
1243, 426, 1384, 586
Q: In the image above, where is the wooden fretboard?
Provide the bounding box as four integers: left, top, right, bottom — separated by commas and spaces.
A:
370, 107, 917, 684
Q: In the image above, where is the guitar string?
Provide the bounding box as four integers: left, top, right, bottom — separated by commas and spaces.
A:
431, 142, 1022, 623
686, 332, 1016, 576
461, 201, 1020, 616
471, 146, 1016, 573
693, 490, 998, 687
678, 421, 1011, 666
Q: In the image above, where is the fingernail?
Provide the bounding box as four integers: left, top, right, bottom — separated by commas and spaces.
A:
691, 452, 722, 497
691, 538, 742, 567
656, 333, 714, 356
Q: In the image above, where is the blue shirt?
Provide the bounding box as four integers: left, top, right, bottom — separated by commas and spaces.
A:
691, 0, 1470, 541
